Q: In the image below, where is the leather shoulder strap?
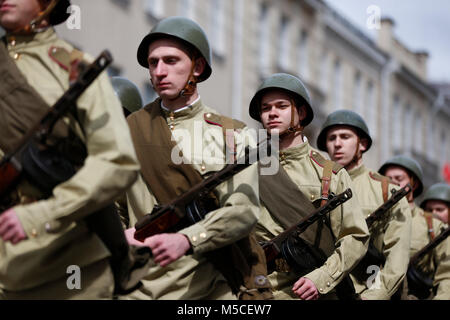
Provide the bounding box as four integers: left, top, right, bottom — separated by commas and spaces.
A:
424, 211, 436, 241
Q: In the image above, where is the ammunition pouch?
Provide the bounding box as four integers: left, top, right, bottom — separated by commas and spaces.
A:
406, 264, 434, 300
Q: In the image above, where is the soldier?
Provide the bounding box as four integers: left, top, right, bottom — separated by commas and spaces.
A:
0, 0, 142, 299
379, 156, 450, 299
122, 16, 271, 300
249, 73, 369, 300
420, 183, 450, 225
111, 76, 143, 117
317, 110, 412, 300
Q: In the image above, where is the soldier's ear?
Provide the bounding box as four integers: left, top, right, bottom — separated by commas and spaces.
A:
193, 57, 206, 78
359, 138, 369, 152
297, 105, 307, 122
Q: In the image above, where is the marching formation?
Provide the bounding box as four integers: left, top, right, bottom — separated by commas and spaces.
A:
0, 0, 448, 301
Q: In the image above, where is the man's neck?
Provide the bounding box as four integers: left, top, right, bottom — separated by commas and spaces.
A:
279, 132, 305, 150
344, 157, 364, 171
161, 92, 199, 112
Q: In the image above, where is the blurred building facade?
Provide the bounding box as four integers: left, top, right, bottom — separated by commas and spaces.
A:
56, 0, 450, 187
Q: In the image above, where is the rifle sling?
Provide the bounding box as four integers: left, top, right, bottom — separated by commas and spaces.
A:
259, 157, 335, 256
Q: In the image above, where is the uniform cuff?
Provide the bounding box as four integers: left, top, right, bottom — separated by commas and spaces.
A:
178, 223, 209, 253
14, 202, 48, 240
304, 268, 335, 295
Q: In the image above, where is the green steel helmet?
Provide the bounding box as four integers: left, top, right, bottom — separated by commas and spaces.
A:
420, 183, 450, 208
111, 77, 143, 115
48, 0, 71, 26
316, 110, 372, 152
248, 73, 314, 126
137, 16, 212, 82
378, 155, 424, 197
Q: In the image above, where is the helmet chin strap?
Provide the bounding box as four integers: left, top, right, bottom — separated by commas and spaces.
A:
16, 0, 59, 33
345, 136, 362, 170
279, 98, 304, 139
168, 58, 197, 102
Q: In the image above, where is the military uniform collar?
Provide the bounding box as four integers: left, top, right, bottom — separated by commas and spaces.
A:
347, 164, 368, 179
5, 27, 57, 49
160, 96, 203, 120
279, 138, 310, 162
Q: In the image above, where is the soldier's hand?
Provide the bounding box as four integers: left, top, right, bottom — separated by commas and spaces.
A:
124, 227, 146, 247
292, 277, 319, 300
146, 233, 191, 267
0, 208, 27, 244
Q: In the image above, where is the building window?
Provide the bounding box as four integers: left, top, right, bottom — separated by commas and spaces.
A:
353, 71, 362, 114
278, 15, 290, 71
259, 4, 270, 74
209, 0, 225, 56
441, 129, 447, 167
179, 0, 195, 20
297, 30, 309, 80
111, 0, 130, 9
320, 50, 328, 92
404, 103, 413, 154
333, 59, 342, 110
366, 81, 376, 139
392, 95, 402, 151
145, 0, 164, 19
414, 111, 423, 152
427, 117, 435, 161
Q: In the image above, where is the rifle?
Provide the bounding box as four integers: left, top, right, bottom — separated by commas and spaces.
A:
0, 50, 113, 199
259, 188, 359, 300
357, 184, 412, 271
134, 140, 268, 242
407, 226, 450, 299
259, 188, 352, 273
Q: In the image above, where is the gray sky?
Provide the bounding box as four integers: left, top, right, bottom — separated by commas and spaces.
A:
325, 0, 450, 83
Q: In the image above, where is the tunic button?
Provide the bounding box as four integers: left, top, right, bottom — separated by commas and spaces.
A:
319, 288, 323, 293
31, 229, 38, 238
201, 165, 206, 171
10, 39, 16, 46
13, 53, 20, 60
310, 194, 315, 200
327, 282, 331, 287
200, 233, 206, 239
206, 113, 211, 118
169, 125, 174, 131
192, 236, 197, 242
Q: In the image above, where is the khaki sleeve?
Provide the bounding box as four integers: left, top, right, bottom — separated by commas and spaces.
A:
125, 173, 158, 228
433, 223, 450, 300
15, 71, 140, 236
179, 127, 260, 254
305, 170, 370, 295
361, 197, 412, 300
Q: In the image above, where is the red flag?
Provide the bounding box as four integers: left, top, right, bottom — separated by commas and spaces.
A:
443, 163, 450, 183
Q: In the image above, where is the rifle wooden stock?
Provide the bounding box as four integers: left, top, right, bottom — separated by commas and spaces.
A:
134, 140, 268, 242
260, 188, 353, 265
365, 183, 412, 228
0, 50, 113, 201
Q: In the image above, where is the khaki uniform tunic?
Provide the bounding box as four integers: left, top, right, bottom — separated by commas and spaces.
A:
254, 142, 369, 299
0, 28, 139, 298
410, 205, 450, 299
124, 99, 260, 300
348, 165, 412, 300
